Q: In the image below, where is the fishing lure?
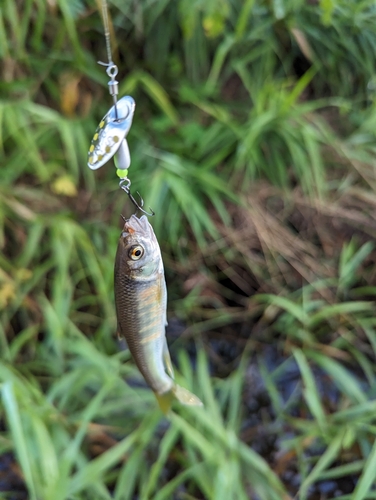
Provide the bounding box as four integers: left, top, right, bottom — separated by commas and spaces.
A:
88, 95, 135, 171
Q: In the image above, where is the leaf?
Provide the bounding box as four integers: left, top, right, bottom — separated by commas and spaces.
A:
121, 71, 179, 125
68, 411, 160, 496
256, 294, 309, 325
2, 382, 38, 500
307, 302, 373, 328
308, 351, 367, 404
299, 430, 345, 499
352, 438, 376, 500
293, 349, 326, 428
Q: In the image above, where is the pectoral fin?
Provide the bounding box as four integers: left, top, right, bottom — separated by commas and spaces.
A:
116, 323, 122, 340
116, 325, 128, 350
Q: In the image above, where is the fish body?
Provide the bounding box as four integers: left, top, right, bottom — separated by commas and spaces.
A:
114, 215, 202, 412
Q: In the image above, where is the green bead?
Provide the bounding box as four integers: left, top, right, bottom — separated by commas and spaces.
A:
116, 168, 128, 178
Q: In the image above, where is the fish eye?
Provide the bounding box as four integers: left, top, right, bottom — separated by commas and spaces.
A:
129, 245, 144, 260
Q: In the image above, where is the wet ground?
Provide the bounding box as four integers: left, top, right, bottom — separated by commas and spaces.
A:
0, 452, 27, 500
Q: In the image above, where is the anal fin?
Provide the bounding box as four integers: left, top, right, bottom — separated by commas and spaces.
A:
116, 325, 128, 350
163, 340, 175, 379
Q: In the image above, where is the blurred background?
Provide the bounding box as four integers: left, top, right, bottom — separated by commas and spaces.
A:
1, 0, 376, 499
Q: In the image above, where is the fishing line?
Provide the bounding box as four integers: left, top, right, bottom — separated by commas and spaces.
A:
98, 0, 119, 119
86, 0, 154, 216
101, 0, 112, 68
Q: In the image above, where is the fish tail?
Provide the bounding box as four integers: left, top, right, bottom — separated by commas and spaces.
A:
173, 384, 203, 407
155, 391, 174, 414
155, 385, 203, 414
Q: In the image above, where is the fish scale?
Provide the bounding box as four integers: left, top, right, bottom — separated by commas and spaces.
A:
114, 271, 172, 395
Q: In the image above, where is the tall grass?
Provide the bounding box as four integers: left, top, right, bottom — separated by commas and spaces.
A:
2, 0, 376, 498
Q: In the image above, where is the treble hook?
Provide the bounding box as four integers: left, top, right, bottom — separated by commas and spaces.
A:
119, 178, 155, 217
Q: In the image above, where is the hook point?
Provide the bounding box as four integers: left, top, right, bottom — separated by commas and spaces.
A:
119, 180, 154, 217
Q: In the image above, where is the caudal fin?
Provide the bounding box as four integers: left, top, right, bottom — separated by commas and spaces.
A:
155, 385, 203, 414
172, 385, 203, 407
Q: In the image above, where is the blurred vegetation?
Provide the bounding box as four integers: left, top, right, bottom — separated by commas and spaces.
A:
1, 0, 376, 499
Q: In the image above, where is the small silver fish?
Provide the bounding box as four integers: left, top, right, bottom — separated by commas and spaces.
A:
114, 214, 202, 413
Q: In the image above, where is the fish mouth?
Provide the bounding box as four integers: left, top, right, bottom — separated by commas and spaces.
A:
122, 214, 155, 240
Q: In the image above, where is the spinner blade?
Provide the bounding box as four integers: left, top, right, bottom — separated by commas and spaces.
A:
87, 95, 135, 170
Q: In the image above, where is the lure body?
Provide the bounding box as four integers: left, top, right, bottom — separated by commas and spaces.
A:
114, 215, 202, 412
88, 96, 135, 170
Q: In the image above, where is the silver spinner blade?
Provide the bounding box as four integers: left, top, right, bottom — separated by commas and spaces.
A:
87, 95, 135, 170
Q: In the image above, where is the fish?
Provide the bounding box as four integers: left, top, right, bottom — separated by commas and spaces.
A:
114, 214, 203, 413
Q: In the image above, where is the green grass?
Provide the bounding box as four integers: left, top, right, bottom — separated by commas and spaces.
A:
0, 329, 288, 499
1, 0, 376, 498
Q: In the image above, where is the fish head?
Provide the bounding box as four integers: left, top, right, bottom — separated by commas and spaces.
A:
117, 215, 163, 278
